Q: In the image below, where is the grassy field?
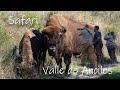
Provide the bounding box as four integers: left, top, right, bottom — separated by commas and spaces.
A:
0, 11, 120, 79
98, 65, 120, 79
98, 56, 120, 79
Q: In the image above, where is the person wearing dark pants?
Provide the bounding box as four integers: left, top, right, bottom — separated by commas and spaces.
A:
79, 25, 97, 68
104, 31, 117, 64
93, 26, 103, 66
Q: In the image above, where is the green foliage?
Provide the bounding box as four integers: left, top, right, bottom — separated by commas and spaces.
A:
108, 26, 118, 33
48, 11, 59, 17
24, 12, 44, 30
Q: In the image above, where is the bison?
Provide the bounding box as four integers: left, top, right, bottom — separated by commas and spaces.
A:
15, 28, 47, 78
42, 14, 97, 74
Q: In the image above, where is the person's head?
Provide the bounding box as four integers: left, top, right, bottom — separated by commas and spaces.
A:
110, 31, 114, 35
94, 26, 99, 32
110, 31, 116, 39
85, 24, 89, 29
108, 32, 110, 35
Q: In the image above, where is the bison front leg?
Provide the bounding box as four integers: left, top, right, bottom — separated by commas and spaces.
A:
64, 54, 72, 75
55, 58, 62, 70
32, 52, 41, 75
41, 51, 47, 68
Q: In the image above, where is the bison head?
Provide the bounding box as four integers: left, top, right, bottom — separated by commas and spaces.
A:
42, 25, 66, 56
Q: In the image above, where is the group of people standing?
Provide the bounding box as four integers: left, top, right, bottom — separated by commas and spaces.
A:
79, 25, 117, 67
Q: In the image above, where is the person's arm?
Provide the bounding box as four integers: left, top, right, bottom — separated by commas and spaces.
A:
94, 36, 101, 44
94, 32, 101, 44
112, 35, 116, 39
104, 34, 110, 40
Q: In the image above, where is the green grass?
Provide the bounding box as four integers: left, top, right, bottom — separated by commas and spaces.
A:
0, 27, 9, 45
40, 74, 66, 79
2, 48, 14, 65
98, 57, 120, 79
98, 65, 120, 79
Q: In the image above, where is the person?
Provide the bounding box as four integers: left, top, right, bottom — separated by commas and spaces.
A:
93, 26, 103, 66
104, 31, 117, 63
79, 25, 97, 68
